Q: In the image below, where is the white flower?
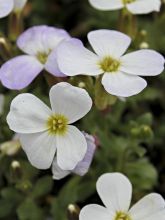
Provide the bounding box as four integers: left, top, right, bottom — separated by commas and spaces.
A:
0, 0, 27, 18
80, 172, 165, 220
7, 82, 92, 170
57, 30, 164, 97
89, 0, 161, 14
52, 132, 96, 180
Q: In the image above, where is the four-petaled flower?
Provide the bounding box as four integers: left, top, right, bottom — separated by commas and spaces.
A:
80, 172, 165, 220
52, 132, 96, 179
56, 29, 164, 97
0, 25, 70, 90
7, 82, 92, 170
0, 0, 27, 18
89, 0, 161, 14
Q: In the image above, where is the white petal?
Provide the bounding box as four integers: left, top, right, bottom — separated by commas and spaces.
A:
19, 132, 56, 169
129, 193, 165, 220
144, 210, 165, 220
13, 0, 27, 11
96, 173, 132, 212
89, 0, 123, 11
127, 0, 161, 15
49, 82, 92, 124
56, 38, 102, 76
88, 30, 131, 58
0, 0, 13, 18
102, 72, 147, 97
56, 125, 87, 170
120, 50, 164, 76
80, 204, 113, 220
52, 158, 70, 180
7, 93, 52, 133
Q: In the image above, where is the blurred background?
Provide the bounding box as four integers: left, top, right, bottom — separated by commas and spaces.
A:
0, 0, 165, 219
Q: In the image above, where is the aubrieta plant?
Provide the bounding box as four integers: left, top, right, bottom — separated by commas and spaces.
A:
0, 0, 165, 219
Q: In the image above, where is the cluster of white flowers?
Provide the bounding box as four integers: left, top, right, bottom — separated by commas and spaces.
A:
89, 0, 161, 14
0, 0, 164, 218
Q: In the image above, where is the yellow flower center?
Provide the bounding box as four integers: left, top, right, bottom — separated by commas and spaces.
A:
114, 212, 132, 220
47, 114, 68, 136
122, 0, 135, 4
99, 56, 120, 73
37, 51, 50, 64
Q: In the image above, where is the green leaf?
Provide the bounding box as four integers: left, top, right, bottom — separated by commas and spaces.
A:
32, 175, 53, 198
17, 199, 44, 220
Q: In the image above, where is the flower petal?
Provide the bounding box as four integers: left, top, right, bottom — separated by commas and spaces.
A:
127, 0, 161, 15
7, 93, 52, 133
102, 72, 147, 97
73, 133, 96, 176
80, 204, 113, 220
96, 173, 132, 212
13, 0, 27, 11
88, 30, 131, 58
0, 55, 43, 90
49, 82, 92, 124
45, 49, 66, 77
17, 25, 70, 55
56, 125, 87, 170
19, 132, 56, 169
56, 38, 102, 76
52, 158, 70, 180
0, 0, 13, 18
120, 50, 164, 76
143, 210, 165, 220
89, 0, 123, 11
129, 193, 165, 220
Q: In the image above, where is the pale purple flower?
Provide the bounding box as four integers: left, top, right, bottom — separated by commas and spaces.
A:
89, 0, 161, 15
52, 132, 96, 180
0, 25, 70, 90
0, 0, 27, 18
56, 29, 164, 97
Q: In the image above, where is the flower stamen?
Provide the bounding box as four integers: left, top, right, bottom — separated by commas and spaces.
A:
122, 0, 135, 4
114, 212, 132, 220
37, 51, 50, 64
99, 56, 120, 73
47, 114, 68, 136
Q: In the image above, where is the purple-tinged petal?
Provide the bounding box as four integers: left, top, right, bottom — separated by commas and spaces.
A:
73, 133, 96, 176
51, 132, 96, 180
45, 49, 66, 77
17, 25, 70, 56
0, 55, 43, 90
0, 0, 13, 18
